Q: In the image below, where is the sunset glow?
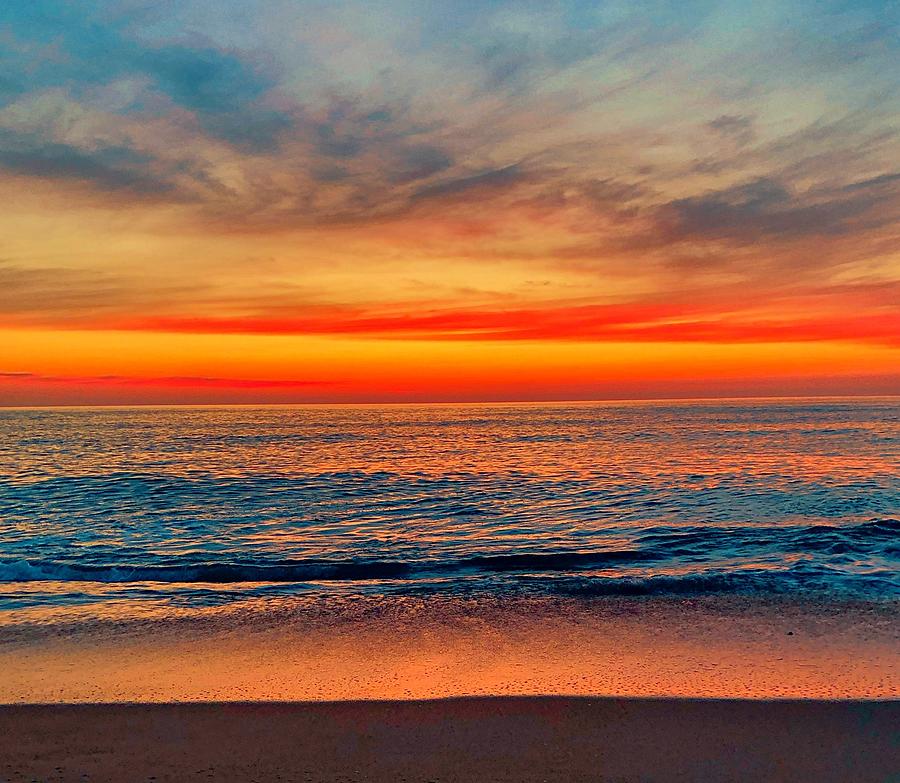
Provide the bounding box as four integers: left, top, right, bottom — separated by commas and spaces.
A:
1, 1, 898, 404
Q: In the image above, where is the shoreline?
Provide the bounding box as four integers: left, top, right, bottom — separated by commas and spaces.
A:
2, 594, 897, 703
7, 694, 899, 705
2, 696, 897, 782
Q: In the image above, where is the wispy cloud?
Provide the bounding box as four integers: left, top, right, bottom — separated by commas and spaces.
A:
0, 371, 333, 389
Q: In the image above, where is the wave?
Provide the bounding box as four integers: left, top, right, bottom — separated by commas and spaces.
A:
542, 568, 900, 597
0, 558, 413, 584
2, 541, 898, 599
0, 550, 653, 584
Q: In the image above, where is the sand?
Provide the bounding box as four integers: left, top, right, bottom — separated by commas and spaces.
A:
2, 598, 896, 780
0, 697, 897, 783
2, 596, 898, 703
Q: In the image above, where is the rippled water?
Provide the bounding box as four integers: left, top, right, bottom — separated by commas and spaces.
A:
1, 400, 898, 622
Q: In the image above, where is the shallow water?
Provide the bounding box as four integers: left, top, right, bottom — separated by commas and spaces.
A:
0, 400, 898, 625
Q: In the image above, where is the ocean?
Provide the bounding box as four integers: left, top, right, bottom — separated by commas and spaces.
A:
1, 399, 897, 628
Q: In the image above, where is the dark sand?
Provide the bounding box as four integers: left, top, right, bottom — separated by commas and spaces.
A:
1, 697, 897, 782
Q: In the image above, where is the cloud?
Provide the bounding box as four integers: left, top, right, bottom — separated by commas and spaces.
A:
410, 164, 525, 204
707, 114, 755, 147
0, 0, 894, 234
388, 144, 454, 184
0, 0, 898, 365
135, 44, 292, 151
0, 372, 331, 388
34, 294, 891, 349
660, 172, 900, 245
0, 128, 178, 196
0, 3, 292, 152
0, 261, 203, 326
0, 263, 132, 316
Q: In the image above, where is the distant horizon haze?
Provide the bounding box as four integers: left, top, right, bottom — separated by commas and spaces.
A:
2, 370, 898, 406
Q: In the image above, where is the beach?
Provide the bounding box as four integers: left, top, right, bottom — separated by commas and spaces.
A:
1, 595, 897, 703
1, 595, 897, 781
2, 697, 897, 782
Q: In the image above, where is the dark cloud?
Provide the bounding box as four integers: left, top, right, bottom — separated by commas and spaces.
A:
479, 39, 538, 93
707, 115, 756, 147
308, 99, 438, 161
411, 164, 524, 203
315, 128, 360, 159
839, 171, 900, 194
198, 108, 293, 153
0, 129, 177, 196
660, 174, 898, 244
0, 0, 896, 242
579, 178, 647, 206
527, 164, 899, 279
389, 145, 454, 183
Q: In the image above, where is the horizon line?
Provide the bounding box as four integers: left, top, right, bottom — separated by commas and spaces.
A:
3, 392, 899, 410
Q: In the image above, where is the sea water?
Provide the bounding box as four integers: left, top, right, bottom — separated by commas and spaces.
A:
0, 399, 897, 626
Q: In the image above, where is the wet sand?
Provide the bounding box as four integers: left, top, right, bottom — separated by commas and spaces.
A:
0, 697, 897, 782
2, 596, 898, 702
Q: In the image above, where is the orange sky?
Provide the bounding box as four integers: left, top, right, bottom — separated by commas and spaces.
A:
1, 1, 898, 404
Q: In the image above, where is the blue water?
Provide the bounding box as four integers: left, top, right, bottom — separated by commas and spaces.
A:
0, 400, 898, 621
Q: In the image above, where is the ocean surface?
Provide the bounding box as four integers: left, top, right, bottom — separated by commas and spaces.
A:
1, 399, 898, 626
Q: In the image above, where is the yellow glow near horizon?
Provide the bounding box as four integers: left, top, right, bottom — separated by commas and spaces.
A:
4, 328, 898, 404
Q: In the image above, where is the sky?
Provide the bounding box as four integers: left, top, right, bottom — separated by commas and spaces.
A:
1, 0, 898, 404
